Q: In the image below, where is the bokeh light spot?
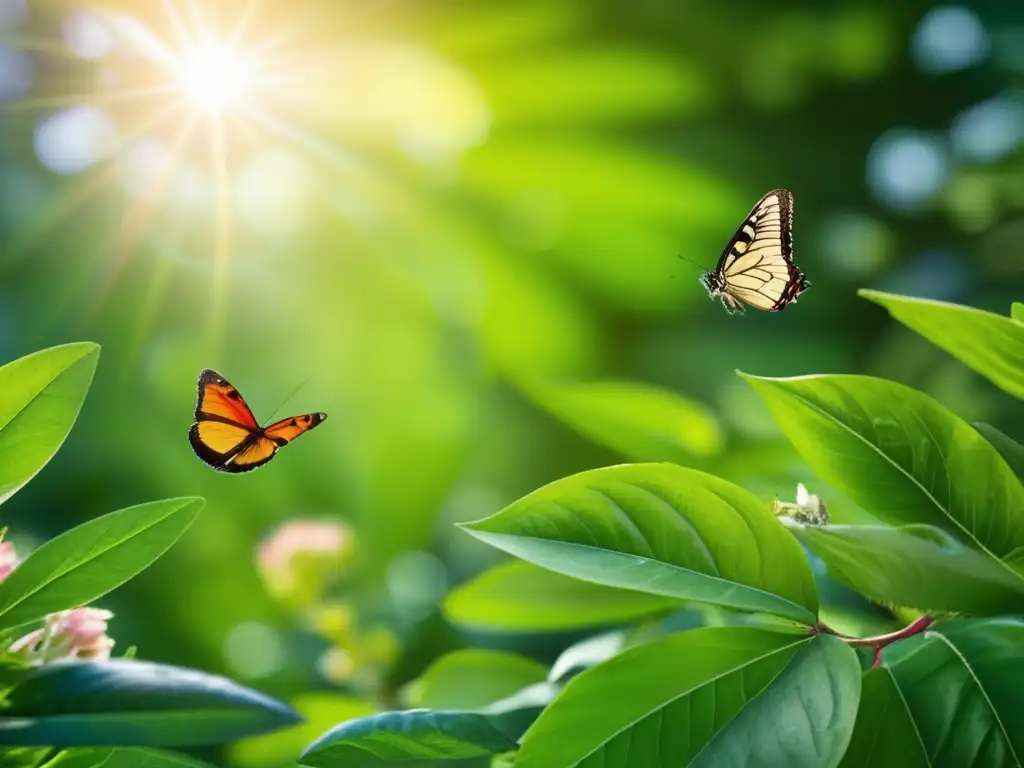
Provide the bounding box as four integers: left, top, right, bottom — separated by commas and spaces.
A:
0, 0, 26, 29
950, 97, 1024, 162
62, 10, 117, 60
33, 106, 118, 175
387, 550, 448, 620
223, 621, 285, 679
867, 130, 948, 212
116, 138, 170, 198
0, 44, 34, 102
912, 6, 988, 74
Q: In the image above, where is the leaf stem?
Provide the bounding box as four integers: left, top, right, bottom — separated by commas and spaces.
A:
814, 616, 934, 667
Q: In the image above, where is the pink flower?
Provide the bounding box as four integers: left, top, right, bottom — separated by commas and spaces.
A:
257, 518, 356, 604
9, 607, 115, 663
0, 540, 19, 583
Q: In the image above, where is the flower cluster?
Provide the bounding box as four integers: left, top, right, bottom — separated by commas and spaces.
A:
0, 533, 115, 663
256, 518, 397, 692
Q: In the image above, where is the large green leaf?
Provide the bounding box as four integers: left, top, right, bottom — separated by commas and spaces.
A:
100, 749, 218, 768
403, 650, 549, 710
0, 343, 99, 506
975, 422, 1024, 483
881, 618, 1024, 766
443, 560, 682, 632
517, 626, 860, 768
40, 749, 112, 768
839, 669, 928, 767
792, 523, 1024, 615
742, 373, 1024, 569
0, 659, 301, 746
299, 684, 555, 767
1012, 302, 1024, 324
460, 464, 819, 625
860, 290, 1024, 399
43, 749, 216, 768
522, 378, 723, 462
0, 498, 204, 630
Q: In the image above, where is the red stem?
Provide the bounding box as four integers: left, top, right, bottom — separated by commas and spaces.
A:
814, 616, 935, 668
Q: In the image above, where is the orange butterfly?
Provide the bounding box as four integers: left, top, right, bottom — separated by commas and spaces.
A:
189, 369, 327, 473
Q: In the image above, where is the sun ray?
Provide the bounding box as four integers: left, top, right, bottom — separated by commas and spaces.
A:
208, 112, 233, 359
0, 84, 181, 114
84, 112, 202, 322
4, 99, 186, 266
159, 0, 198, 52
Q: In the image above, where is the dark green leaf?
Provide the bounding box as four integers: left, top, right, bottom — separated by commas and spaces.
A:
40, 750, 112, 768
460, 463, 819, 624
975, 422, 1024, 483
101, 749, 218, 768
0, 659, 301, 747
882, 618, 1024, 766
839, 669, 928, 767
793, 522, 1024, 615
443, 560, 682, 632
0, 343, 99, 506
0, 498, 204, 631
860, 290, 1024, 399
403, 650, 548, 710
522, 378, 723, 461
300, 683, 555, 767
742, 373, 1024, 569
517, 626, 859, 768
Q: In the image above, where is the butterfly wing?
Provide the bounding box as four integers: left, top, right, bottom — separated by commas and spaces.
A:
193, 369, 259, 428
189, 369, 261, 471
714, 189, 808, 312
221, 412, 329, 473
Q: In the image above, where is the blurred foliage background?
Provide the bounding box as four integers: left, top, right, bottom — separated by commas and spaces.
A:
1, 0, 1023, 764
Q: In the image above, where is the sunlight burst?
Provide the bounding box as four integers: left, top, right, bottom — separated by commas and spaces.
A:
177, 41, 252, 115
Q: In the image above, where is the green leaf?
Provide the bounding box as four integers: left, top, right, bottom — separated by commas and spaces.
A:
975, 422, 1024, 482
742, 373, 1024, 568
522, 378, 723, 461
459, 463, 819, 625
793, 523, 1024, 615
860, 290, 1024, 399
39, 750, 112, 768
882, 618, 1024, 765
42, 749, 215, 768
299, 684, 555, 767
517, 627, 860, 768
0, 659, 302, 746
1012, 302, 1024, 324
403, 650, 548, 710
100, 749, 218, 768
839, 668, 928, 767
0, 498, 204, 630
0, 343, 99, 505
443, 560, 682, 632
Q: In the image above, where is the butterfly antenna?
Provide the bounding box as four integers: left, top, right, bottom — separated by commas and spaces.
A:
676, 254, 707, 272
261, 375, 315, 427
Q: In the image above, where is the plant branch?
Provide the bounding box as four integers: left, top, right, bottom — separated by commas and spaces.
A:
814, 616, 934, 668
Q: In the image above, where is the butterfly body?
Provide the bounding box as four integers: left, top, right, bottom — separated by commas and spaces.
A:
189, 369, 326, 473
701, 188, 808, 314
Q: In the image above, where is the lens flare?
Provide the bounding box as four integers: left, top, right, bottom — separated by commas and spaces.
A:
177, 41, 251, 114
